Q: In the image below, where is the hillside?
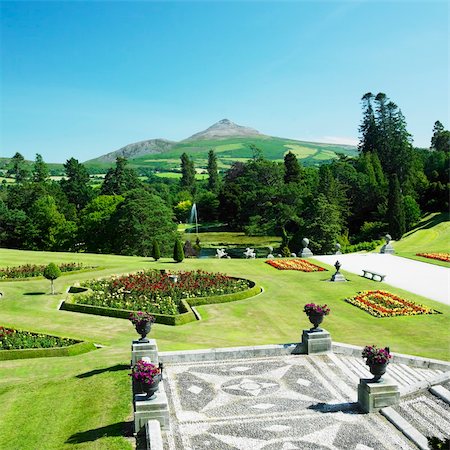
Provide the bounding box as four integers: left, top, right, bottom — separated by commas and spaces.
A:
85, 119, 358, 171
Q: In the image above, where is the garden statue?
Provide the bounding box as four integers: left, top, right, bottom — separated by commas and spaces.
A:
330, 260, 347, 282
299, 238, 313, 258
243, 248, 256, 259
335, 243, 342, 255
380, 234, 395, 254
215, 248, 228, 258
267, 246, 274, 259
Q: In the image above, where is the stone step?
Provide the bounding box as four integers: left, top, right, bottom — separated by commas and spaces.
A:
388, 390, 450, 448
430, 384, 450, 405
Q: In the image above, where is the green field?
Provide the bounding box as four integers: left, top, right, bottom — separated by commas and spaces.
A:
0, 239, 448, 449
91, 135, 358, 172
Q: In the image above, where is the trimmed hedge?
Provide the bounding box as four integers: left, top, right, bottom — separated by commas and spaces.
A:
62, 279, 262, 326
0, 341, 96, 361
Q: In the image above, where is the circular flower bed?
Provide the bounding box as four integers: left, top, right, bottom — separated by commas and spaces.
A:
78, 270, 252, 315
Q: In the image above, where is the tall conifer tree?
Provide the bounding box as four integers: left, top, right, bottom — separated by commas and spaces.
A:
387, 174, 406, 240
207, 149, 219, 192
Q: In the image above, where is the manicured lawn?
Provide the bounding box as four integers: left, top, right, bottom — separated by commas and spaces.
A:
0, 247, 449, 449
395, 212, 450, 267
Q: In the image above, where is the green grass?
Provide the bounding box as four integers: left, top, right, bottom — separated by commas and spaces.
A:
395, 212, 450, 266
0, 244, 448, 449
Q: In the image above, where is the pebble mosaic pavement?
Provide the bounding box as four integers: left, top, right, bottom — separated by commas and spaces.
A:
161, 354, 447, 450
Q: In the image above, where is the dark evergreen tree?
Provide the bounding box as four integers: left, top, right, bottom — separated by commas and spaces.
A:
6, 152, 29, 183
61, 158, 93, 210
358, 92, 378, 154
387, 174, 406, 239
173, 239, 184, 262
32, 154, 49, 183
152, 240, 161, 261
283, 151, 302, 184
431, 120, 450, 152
110, 189, 177, 256
180, 153, 196, 193
207, 149, 220, 192
101, 157, 141, 195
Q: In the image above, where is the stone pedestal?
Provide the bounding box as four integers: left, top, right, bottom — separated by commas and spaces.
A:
357, 377, 399, 413
300, 248, 313, 258
380, 243, 395, 254
301, 329, 332, 354
134, 387, 170, 432
330, 272, 347, 282
132, 339, 159, 365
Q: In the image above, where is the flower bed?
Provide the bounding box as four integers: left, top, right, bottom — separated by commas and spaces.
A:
345, 290, 439, 318
78, 270, 252, 315
416, 253, 450, 263
0, 326, 79, 350
266, 259, 327, 272
0, 263, 92, 280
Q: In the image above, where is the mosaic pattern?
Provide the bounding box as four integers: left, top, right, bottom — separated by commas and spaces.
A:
163, 355, 420, 449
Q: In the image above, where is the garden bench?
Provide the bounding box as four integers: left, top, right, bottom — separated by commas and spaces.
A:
362, 269, 386, 282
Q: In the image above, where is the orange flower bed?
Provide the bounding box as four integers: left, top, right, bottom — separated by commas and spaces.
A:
266, 259, 327, 272
345, 290, 439, 318
416, 253, 450, 263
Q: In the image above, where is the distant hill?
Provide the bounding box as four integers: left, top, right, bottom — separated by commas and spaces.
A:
85, 119, 358, 171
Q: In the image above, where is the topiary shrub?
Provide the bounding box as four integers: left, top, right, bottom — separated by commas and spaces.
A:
43, 263, 61, 295
173, 240, 184, 263
152, 240, 161, 261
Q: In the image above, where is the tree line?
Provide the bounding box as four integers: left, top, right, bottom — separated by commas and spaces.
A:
1, 92, 448, 256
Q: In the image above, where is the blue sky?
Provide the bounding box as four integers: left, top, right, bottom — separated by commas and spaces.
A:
1, 1, 448, 163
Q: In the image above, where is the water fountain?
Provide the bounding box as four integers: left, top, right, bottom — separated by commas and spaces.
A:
188, 203, 199, 237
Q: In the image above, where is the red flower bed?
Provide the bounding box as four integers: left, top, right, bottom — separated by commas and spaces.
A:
79, 270, 251, 315
416, 253, 450, 263
345, 290, 439, 318
266, 259, 326, 272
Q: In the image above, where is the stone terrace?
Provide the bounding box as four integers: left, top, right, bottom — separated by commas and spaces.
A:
159, 348, 450, 450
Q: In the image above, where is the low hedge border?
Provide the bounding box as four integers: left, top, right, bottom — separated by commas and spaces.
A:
61, 279, 261, 326
0, 341, 97, 361
0, 266, 106, 283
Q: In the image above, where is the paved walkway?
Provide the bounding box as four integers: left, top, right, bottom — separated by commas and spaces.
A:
313, 253, 450, 305
162, 353, 448, 450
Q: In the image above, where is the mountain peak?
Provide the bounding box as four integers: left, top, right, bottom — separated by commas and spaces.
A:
184, 119, 262, 141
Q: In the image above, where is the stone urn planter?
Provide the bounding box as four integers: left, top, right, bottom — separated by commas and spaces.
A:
304, 303, 330, 332
135, 321, 152, 342
129, 311, 156, 343
368, 362, 388, 382
131, 360, 162, 399
139, 373, 162, 399
307, 313, 324, 331
362, 345, 391, 383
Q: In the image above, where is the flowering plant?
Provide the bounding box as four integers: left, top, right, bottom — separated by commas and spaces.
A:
345, 290, 437, 318
362, 345, 392, 365
416, 253, 450, 263
304, 303, 330, 316
266, 259, 326, 272
130, 359, 161, 385
129, 311, 155, 326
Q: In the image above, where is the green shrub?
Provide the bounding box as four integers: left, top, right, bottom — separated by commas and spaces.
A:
0, 341, 96, 361
152, 240, 161, 261
173, 240, 184, 262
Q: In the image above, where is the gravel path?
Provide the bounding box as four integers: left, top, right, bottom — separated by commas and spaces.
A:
314, 253, 450, 305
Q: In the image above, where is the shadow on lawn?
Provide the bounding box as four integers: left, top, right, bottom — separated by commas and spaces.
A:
23, 292, 46, 296
75, 364, 129, 379
66, 421, 133, 444
403, 212, 449, 237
